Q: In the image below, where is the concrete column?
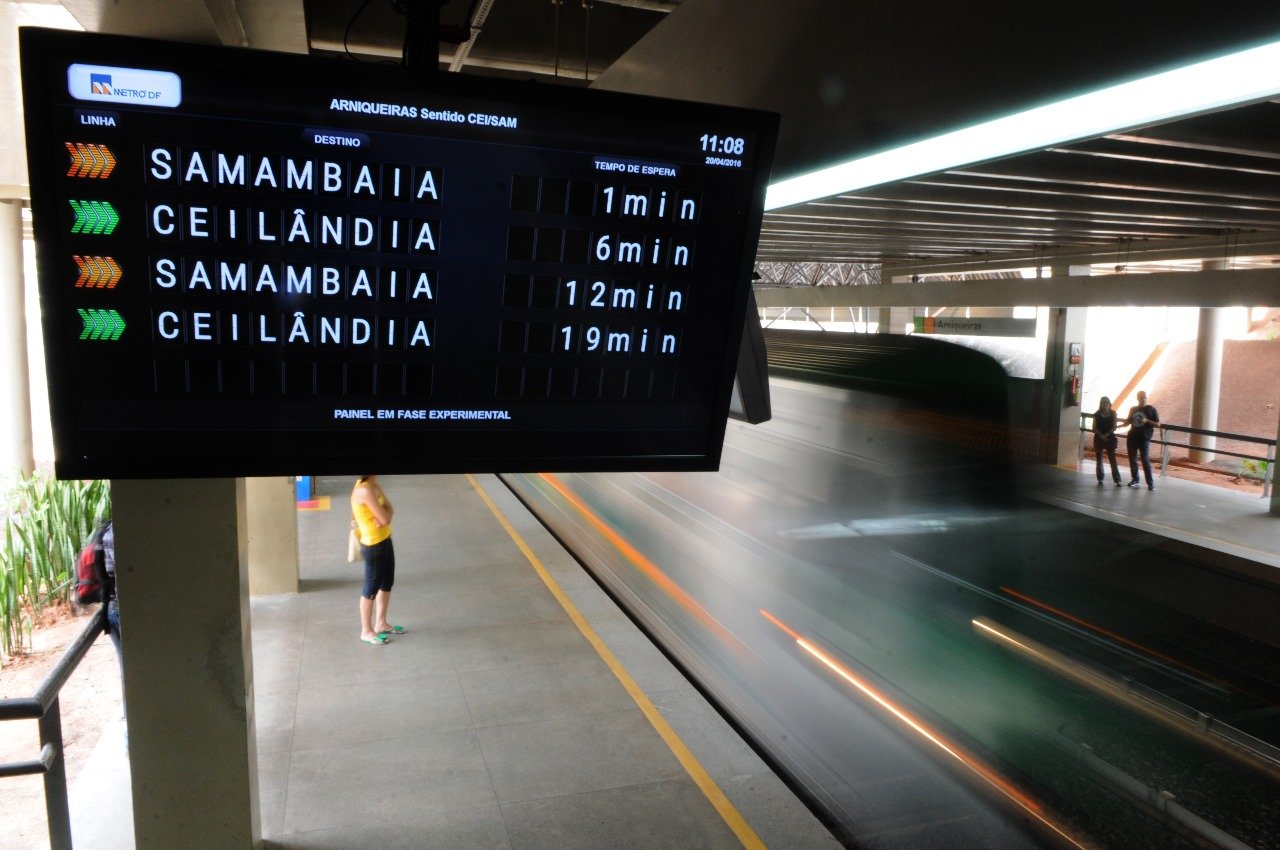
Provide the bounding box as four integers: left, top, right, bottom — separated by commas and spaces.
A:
877, 306, 892, 332
1044, 280, 1089, 466
113, 478, 261, 849
0, 199, 34, 476
246, 476, 300, 596
1189, 259, 1228, 463
889, 306, 913, 334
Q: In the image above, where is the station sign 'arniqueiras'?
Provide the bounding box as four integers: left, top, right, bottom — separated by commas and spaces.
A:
20, 28, 777, 479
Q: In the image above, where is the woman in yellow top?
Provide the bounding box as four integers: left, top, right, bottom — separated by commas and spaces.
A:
351, 475, 402, 645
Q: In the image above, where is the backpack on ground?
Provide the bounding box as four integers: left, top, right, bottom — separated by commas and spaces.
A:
75, 521, 113, 605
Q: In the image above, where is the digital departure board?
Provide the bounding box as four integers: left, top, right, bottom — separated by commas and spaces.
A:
20, 28, 777, 479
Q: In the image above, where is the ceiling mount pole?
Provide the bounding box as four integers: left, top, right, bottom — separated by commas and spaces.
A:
397, 0, 448, 73
449, 0, 497, 72
551, 0, 564, 77
582, 0, 594, 81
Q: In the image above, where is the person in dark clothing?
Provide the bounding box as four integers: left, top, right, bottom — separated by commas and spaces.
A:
101, 520, 120, 667
98, 520, 126, 725
1092, 396, 1121, 485
1123, 390, 1160, 490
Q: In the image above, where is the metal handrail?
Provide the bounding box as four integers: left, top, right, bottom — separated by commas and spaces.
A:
0, 605, 108, 850
1079, 413, 1276, 498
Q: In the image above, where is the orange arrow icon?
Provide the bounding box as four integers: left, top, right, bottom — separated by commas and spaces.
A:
87, 145, 104, 177
65, 142, 83, 177
65, 143, 116, 178
73, 255, 121, 289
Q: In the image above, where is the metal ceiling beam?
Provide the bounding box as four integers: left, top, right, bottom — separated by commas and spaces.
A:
595, 0, 679, 10
913, 177, 1280, 215
449, 0, 497, 72
1109, 131, 1280, 163
1067, 136, 1280, 173
307, 36, 604, 80
237, 0, 307, 53
950, 155, 1280, 203
201, 0, 246, 46
55, 0, 306, 51
766, 202, 1266, 234
753, 267, 1280, 309
60, 0, 228, 43
880, 231, 1280, 277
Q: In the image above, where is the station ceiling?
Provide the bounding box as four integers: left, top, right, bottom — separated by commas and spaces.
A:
759, 102, 1280, 273
39, 0, 1280, 284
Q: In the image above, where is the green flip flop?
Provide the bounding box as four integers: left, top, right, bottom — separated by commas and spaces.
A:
361, 634, 388, 645
377, 625, 405, 638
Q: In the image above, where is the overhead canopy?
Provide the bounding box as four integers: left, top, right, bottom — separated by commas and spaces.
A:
25, 0, 1280, 278
594, 0, 1280, 272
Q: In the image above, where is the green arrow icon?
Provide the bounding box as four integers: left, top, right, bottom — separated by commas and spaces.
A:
76, 308, 95, 339
76, 308, 125, 341
105, 310, 124, 339
69, 200, 119, 235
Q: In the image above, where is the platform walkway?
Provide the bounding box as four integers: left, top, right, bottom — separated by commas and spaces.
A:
60, 465, 1277, 847
1025, 463, 1280, 573
67, 473, 836, 849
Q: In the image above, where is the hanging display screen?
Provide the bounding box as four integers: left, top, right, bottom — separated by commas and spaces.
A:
19, 28, 777, 479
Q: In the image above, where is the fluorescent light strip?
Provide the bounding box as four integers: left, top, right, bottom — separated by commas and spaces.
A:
764, 38, 1280, 211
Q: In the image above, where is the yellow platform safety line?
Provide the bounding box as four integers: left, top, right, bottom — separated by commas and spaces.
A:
466, 474, 766, 850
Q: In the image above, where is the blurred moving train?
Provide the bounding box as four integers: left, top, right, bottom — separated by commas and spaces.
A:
503, 330, 1280, 849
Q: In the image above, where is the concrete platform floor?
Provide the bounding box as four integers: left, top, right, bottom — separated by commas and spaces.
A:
69, 473, 837, 848
1027, 462, 1280, 571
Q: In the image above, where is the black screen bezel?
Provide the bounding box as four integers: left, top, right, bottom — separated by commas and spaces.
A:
20, 27, 777, 479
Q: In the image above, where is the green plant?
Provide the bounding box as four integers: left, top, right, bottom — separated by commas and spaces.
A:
1240, 458, 1270, 481
0, 473, 110, 663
